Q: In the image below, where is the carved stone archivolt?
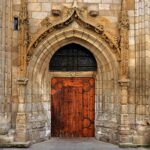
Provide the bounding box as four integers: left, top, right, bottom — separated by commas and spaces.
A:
19, 0, 129, 80
26, 6, 121, 63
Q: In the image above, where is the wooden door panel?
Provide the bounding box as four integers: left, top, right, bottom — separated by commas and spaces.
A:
61, 87, 83, 137
51, 77, 94, 137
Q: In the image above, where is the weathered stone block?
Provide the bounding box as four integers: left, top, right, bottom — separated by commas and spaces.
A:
28, 3, 41, 11
32, 12, 48, 19
102, 0, 112, 4
13, 0, 21, 4
0, 116, 11, 135
84, 0, 101, 3
99, 4, 110, 10
42, 3, 51, 12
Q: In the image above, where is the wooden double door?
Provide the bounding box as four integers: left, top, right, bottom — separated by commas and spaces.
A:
51, 77, 95, 137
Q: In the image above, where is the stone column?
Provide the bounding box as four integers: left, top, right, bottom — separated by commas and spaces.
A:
15, 78, 29, 142
118, 0, 131, 146
15, 0, 30, 143
118, 79, 131, 145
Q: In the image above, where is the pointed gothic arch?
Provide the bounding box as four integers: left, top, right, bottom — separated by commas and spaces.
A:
25, 25, 120, 143
26, 8, 121, 63
16, 0, 130, 145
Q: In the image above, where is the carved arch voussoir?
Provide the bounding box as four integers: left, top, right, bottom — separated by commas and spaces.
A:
27, 8, 121, 63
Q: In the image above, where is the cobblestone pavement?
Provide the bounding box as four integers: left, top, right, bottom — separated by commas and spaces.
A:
1, 138, 150, 150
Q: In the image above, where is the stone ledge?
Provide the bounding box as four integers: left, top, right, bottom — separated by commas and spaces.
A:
119, 143, 150, 148
0, 141, 31, 148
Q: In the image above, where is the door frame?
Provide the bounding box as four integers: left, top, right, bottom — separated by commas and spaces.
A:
49, 71, 97, 137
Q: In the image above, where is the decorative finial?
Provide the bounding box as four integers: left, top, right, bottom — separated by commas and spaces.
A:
122, 0, 127, 11
120, 0, 129, 29
72, 0, 78, 8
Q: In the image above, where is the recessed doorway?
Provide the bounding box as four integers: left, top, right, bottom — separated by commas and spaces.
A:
51, 77, 95, 137
49, 43, 97, 137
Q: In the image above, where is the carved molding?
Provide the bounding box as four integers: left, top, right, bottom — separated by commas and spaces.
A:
119, 0, 129, 79
41, 17, 52, 27
27, 7, 120, 63
118, 1, 130, 136
18, 0, 29, 77
17, 77, 28, 85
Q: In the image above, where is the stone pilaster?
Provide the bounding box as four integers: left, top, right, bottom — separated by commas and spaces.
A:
0, 0, 13, 139
15, 78, 30, 142
15, 0, 30, 143
19, 0, 29, 77
118, 0, 131, 146
118, 79, 131, 145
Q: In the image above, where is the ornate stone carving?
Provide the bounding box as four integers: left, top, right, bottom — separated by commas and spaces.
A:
118, 79, 130, 104
52, 4, 62, 16
119, 0, 129, 79
119, 1, 129, 30
27, 7, 120, 63
88, 5, 99, 17
41, 17, 52, 27
18, 0, 29, 77
118, 0, 130, 145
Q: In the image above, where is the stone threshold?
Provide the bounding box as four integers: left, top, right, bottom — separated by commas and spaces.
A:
0, 141, 31, 148
119, 143, 150, 148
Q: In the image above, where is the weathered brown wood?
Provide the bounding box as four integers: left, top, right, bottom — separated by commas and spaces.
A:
51, 77, 95, 137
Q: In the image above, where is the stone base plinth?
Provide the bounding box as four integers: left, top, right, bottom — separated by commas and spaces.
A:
119, 143, 150, 148
0, 141, 31, 148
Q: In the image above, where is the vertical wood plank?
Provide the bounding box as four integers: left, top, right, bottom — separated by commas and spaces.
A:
51, 77, 94, 137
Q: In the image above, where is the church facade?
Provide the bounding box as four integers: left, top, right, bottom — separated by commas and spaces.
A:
0, 0, 150, 147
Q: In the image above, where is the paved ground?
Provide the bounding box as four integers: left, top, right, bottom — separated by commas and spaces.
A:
1, 138, 150, 150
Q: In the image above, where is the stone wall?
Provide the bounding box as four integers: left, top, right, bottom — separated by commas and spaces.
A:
127, 0, 150, 146
131, 0, 150, 145
12, 0, 21, 129
0, 0, 10, 130
0, 0, 14, 143
0, 0, 150, 147
134, 0, 150, 125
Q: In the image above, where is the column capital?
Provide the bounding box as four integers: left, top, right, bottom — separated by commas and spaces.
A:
17, 77, 28, 85
118, 79, 130, 87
